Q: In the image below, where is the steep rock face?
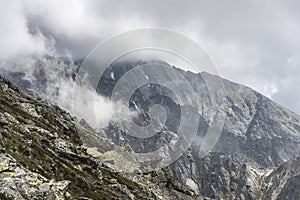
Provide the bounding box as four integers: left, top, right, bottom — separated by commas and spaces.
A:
262, 158, 300, 200
170, 152, 257, 200
96, 59, 300, 199
212, 78, 300, 168
98, 60, 300, 167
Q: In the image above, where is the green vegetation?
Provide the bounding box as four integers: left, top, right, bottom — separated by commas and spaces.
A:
0, 76, 148, 199
0, 192, 12, 200
0, 75, 197, 199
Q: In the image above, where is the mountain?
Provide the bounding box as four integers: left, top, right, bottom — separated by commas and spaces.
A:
99, 60, 300, 167
0, 55, 79, 111
0, 75, 198, 199
0, 56, 299, 199
97, 59, 300, 199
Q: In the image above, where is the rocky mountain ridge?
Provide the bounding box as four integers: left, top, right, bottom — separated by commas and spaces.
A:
0, 56, 299, 199
0, 75, 197, 199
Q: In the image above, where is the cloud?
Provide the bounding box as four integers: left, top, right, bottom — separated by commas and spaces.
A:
0, 1, 46, 60
0, 55, 133, 128
22, 0, 153, 59
0, 0, 299, 114
273, 55, 300, 114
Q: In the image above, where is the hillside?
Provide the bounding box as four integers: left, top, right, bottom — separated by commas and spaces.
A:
0, 57, 299, 199
0, 75, 197, 199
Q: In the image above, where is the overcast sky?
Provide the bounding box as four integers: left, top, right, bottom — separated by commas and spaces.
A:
1, 0, 300, 114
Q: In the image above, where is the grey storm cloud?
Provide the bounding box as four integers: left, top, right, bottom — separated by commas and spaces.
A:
0, 0, 299, 114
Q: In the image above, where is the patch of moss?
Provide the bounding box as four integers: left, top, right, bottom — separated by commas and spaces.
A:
0, 192, 12, 200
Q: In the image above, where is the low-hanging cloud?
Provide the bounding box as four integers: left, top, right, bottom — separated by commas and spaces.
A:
0, 1, 45, 60
0, 55, 133, 128
0, 0, 300, 114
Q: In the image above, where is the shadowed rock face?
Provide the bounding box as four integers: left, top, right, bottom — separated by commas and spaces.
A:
98, 59, 300, 166
98, 59, 300, 199
1, 56, 300, 199
262, 158, 300, 200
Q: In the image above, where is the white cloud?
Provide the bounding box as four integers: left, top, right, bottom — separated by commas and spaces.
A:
0, 0, 47, 60
0, 0, 299, 114
0, 55, 133, 128
272, 55, 300, 113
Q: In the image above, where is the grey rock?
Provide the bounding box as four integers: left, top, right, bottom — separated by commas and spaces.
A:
2, 56, 300, 199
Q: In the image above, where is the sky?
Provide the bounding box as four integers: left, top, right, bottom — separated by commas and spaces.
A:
0, 0, 300, 114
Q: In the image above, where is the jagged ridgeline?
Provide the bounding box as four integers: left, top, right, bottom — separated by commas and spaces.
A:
0, 56, 300, 199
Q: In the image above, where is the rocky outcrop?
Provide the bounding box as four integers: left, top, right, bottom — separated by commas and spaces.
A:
0, 75, 199, 199
0, 151, 70, 199
262, 158, 300, 200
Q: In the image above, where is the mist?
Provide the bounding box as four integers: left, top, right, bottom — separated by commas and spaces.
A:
0, 55, 133, 129
1, 0, 299, 115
